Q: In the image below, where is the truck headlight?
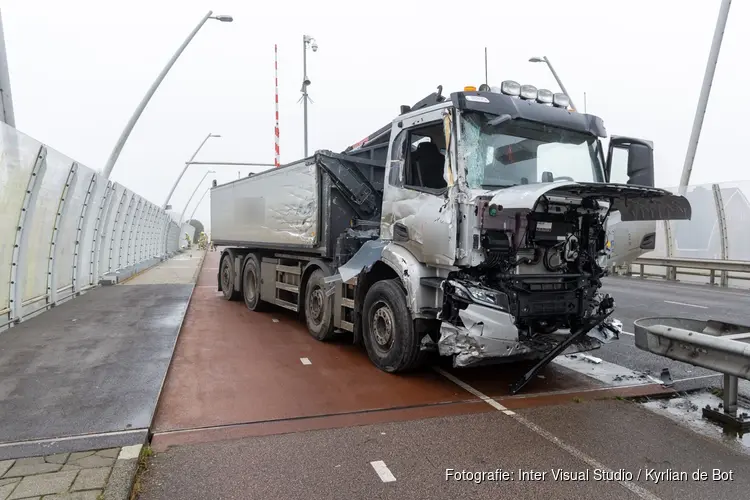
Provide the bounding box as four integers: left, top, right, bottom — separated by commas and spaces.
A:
468, 286, 507, 309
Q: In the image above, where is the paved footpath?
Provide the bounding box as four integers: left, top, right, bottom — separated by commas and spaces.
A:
0, 250, 204, 500
0, 445, 140, 500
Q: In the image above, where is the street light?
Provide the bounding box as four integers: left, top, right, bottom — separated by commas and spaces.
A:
529, 56, 577, 111
180, 170, 215, 225
101, 10, 233, 179
163, 132, 221, 208
188, 184, 212, 222
301, 34, 318, 157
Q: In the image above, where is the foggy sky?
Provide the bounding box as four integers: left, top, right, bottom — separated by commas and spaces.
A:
2, 0, 748, 229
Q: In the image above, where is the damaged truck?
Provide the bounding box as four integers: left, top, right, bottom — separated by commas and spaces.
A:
211, 81, 691, 393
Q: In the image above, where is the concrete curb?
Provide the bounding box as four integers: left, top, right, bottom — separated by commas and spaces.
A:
104, 443, 144, 500
100, 250, 185, 286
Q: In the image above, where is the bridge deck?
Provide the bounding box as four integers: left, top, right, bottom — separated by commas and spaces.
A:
142, 251, 750, 499
0, 252, 203, 460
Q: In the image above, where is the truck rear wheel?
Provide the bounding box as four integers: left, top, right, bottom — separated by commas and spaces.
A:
242, 254, 266, 311
304, 269, 335, 341
220, 253, 241, 301
362, 279, 422, 373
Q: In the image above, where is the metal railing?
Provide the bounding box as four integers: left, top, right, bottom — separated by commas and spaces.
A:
0, 122, 190, 332
614, 180, 750, 288
624, 256, 750, 287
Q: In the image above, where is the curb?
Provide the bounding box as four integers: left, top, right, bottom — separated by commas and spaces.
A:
100, 249, 185, 286
104, 442, 144, 500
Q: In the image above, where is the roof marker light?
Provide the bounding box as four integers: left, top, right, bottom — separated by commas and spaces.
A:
519, 85, 538, 100
553, 93, 571, 108
464, 86, 477, 91
500, 80, 521, 96
537, 89, 553, 104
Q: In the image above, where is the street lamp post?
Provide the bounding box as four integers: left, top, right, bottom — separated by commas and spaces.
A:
164, 133, 220, 208
529, 56, 577, 110
678, 0, 732, 195
189, 185, 212, 222
102, 10, 233, 179
180, 170, 215, 225
0, 8, 16, 128
301, 34, 318, 157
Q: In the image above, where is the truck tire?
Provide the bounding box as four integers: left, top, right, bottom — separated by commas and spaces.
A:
304, 269, 335, 341
220, 253, 241, 301
242, 254, 266, 311
362, 279, 423, 373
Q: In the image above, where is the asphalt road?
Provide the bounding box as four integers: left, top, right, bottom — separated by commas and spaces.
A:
142, 401, 750, 500
139, 271, 750, 499
599, 276, 750, 395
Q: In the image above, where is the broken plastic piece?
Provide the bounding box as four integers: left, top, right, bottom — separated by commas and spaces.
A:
336, 239, 388, 283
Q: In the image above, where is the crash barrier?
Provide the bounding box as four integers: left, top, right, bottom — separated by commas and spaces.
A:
0, 122, 184, 331
627, 256, 750, 288
634, 317, 750, 431
621, 181, 750, 288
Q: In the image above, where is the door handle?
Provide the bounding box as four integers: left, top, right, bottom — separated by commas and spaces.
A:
393, 223, 409, 242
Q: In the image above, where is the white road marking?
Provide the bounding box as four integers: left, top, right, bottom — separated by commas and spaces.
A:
370, 460, 396, 482
272, 318, 280, 323
663, 300, 708, 309
673, 373, 722, 383
435, 368, 515, 415
300, 357, 312, 365
434, 367, 663, 500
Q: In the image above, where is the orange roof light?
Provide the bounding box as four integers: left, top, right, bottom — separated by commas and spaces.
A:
464, 86, 477, 92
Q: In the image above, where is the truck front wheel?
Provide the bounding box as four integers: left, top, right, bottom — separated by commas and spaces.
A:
220, 253, 241, 301
304, 269, 335, 341
362, 279, 422, 373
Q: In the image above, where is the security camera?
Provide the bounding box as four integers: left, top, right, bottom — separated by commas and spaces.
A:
311, 42, 318, 52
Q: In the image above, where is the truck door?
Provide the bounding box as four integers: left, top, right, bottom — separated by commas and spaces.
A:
605, 136, 658, 268
381, 109, 458, 266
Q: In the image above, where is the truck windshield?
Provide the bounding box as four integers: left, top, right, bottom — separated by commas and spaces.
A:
460, 112, 605, 189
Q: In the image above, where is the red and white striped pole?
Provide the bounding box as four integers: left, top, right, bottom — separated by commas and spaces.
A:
274, 44, 281, 167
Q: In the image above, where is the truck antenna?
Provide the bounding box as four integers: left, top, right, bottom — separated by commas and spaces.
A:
484, 47, 488, 85
274, 44, 281, 167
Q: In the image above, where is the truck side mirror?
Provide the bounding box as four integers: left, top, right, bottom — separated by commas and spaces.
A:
605, 136, 654, 187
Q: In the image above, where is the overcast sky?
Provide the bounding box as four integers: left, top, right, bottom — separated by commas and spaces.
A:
2, 0, 748, 229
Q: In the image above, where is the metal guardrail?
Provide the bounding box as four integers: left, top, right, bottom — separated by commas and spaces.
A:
634, 317, 750, 431
618, 180, 750, 287
625, 256, 750, 287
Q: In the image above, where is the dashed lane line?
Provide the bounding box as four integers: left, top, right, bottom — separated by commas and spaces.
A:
433, 367, 663, 500
370, 460, 397, 482
663, 300, 708, 309
300, 357, 312, 365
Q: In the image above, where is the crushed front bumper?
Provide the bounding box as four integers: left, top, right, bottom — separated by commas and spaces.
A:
435, 302, 623, 368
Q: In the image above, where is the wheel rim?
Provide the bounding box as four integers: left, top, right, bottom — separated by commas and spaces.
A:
307, 287, 325, 325
245, 266, 257, 304
371, 301, 395, 353
221, 259, 231, 291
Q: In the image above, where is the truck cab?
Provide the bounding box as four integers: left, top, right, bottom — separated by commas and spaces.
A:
213, 80, 691, 393
339, 82, 690, 379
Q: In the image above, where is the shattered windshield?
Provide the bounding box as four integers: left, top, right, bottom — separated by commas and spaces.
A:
460, 112, 605, 189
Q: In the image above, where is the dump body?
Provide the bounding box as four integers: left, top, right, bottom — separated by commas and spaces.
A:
210, 151, 385, 258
